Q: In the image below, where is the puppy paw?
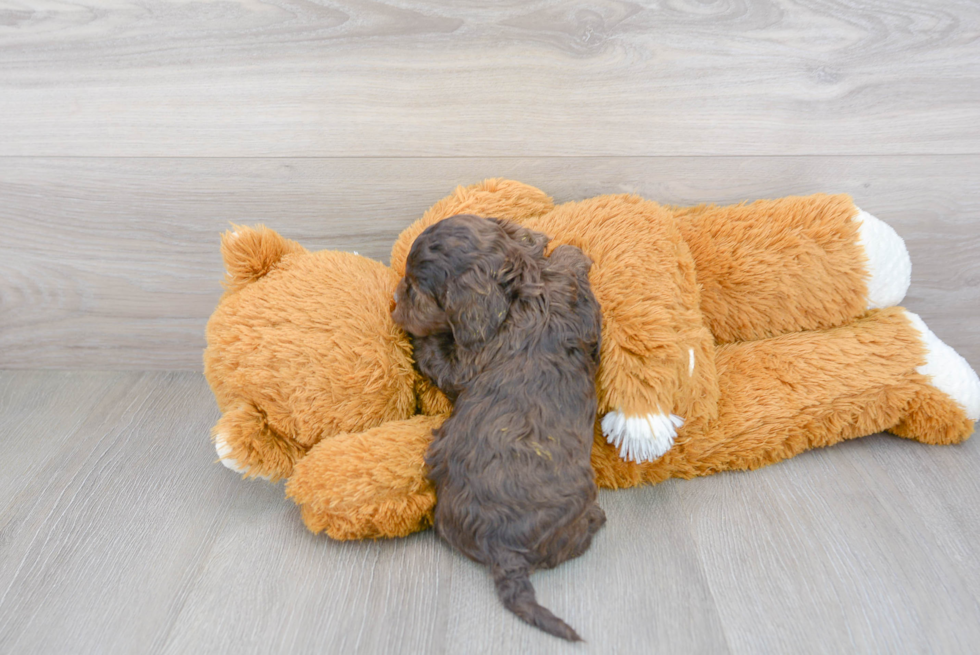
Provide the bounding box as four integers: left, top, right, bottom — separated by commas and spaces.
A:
601, 410, 684, 463
854, 208, 911, 310
213, 432, 271, 481
904, 311, 980, 421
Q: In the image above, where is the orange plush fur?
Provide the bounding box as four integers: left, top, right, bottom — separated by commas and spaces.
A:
203, 179, 976, 540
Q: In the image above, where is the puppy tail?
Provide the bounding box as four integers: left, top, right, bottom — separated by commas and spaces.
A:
220, 224, 307, 294
491, 550, 582, 642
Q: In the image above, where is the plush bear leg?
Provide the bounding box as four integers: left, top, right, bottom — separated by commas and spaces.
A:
589, 308, 976, 489
889, 311, 980, 444
285, 415, 443, 540
673, 194, 911, 343
211, 402, 308, 482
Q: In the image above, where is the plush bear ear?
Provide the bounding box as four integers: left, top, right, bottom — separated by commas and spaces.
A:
220, 225, 307, 294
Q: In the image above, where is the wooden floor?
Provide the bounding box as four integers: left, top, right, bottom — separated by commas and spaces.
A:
2, 0, 980, 653
2, 371, 980, 654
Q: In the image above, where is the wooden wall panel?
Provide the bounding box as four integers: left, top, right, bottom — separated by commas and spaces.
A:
2, 156, 977, 369
1, 1, 979, 157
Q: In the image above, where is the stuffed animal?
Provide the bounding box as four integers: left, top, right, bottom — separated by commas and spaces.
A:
204, 179, 980, 540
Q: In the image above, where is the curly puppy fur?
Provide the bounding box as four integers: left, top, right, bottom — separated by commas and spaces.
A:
392, 215, 606, 642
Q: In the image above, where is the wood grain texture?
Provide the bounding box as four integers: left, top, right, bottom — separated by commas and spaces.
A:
3, 1, 979, 652
1, 0, 980, 157
679, 437, 980, 654
2, 155, 978, 369
1, 371, 979, 654
0, 372, 236, 654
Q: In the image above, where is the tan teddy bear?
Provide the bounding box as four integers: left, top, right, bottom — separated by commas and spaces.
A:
203, 179, 979, 540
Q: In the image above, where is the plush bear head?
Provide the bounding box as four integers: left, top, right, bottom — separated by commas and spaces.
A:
203, 226, 432, 481
204, 180, 560, 481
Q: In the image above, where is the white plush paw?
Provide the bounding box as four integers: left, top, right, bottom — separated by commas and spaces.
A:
601, 410, 685, 463
214, 432, 270, 480
214, 433, 248, 472
854, 208, 911, 310
904, 311, 980, 421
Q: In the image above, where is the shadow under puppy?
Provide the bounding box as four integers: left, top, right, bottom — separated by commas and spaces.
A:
392, 214, 606, 642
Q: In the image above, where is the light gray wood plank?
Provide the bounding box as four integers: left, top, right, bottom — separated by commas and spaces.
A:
1, 1, 979, 157
159, 485, 730, 654
157, 510, 457, 655
2, 371, 980, 654
0, 372, 114, 495
678, 434, 980, 655
439, 484, 731, 654
0, 370, 729, 655
0, 371, 238, 654
1, 155, 978, 369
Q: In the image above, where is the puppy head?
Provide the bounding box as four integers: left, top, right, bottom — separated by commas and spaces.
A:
392, 215, 548, 349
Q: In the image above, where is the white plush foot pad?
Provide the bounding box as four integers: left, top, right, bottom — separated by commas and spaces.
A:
602, 410, 685, 463
214, 433, 270, 480
854, 208, 911, 310
215, 433, 248, 472
904, 311, 980, 421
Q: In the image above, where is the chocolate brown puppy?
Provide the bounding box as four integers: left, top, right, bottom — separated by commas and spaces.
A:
392, 214, 606, 642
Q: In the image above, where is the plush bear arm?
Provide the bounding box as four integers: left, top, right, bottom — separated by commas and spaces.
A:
210, 401, 309, 482
526, 196, 719, 464
592, 307, 977, 490
285, 415, 442, 540
415, 375, 452, 416
390, 178, 555, 276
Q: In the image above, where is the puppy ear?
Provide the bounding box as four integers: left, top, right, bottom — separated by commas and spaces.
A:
443, 268, 510, 349
491, 219, 548, 294
492, 219, 549, 258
